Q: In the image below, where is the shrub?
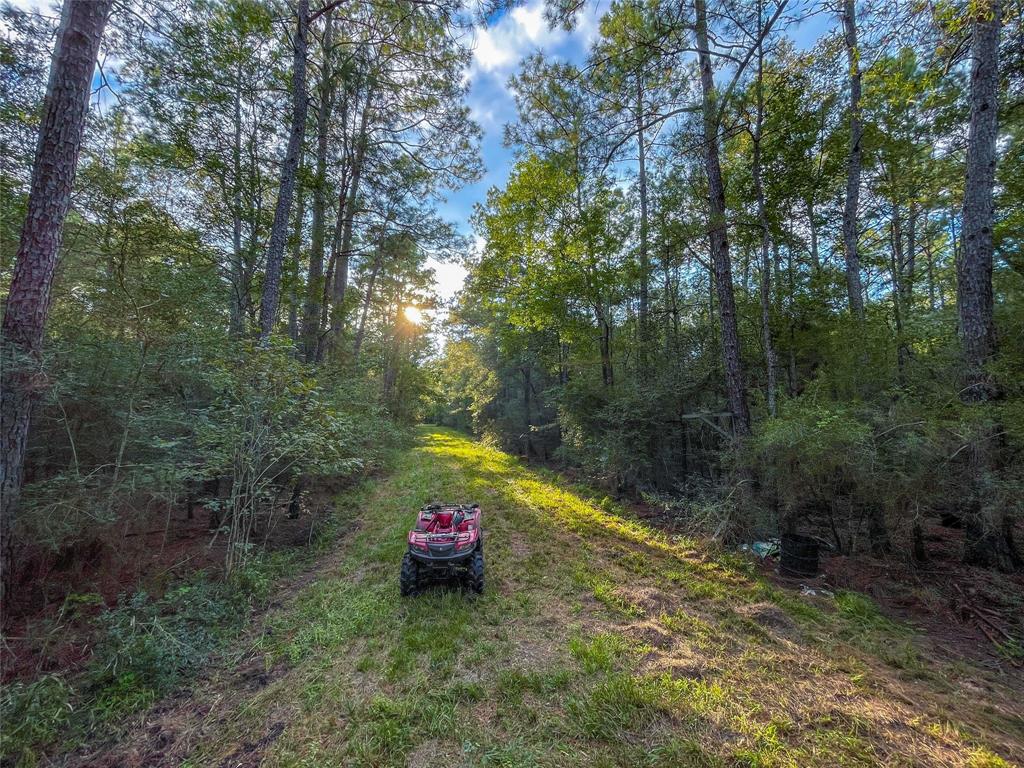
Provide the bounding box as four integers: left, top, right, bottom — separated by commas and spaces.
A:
0, 675, 74, 763
87, 577, 244, 710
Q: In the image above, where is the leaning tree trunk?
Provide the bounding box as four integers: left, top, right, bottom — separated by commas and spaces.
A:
0, 0, 112, 602
695, 0, 751, 437
957, 0, 1016, 570
841, 0, 866, 320
258, 0, 309, 344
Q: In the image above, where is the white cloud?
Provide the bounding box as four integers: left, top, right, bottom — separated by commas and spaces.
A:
469, 0, 565, 76
469, 102, 497, 129
510, 4, 546, 42
473, 26, 516, 72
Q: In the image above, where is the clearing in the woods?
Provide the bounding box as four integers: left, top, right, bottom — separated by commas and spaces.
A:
64, 428, 1021, 767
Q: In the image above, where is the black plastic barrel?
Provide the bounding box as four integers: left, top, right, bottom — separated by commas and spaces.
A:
780, 533, 820, 577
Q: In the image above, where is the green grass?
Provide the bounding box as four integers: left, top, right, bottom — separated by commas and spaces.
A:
10, 427, 1022, 768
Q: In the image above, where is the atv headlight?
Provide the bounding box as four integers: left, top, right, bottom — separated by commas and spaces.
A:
455, 535, 473, 551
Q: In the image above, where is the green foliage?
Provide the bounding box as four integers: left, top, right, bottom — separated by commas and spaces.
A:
0, 675, 74, 765
425, 339, 499, 434
0, 551, 317, 763
88, 578, 244, 709
748, 401, 871, 512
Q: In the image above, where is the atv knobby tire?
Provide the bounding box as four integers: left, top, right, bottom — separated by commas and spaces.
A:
467, 548, 484, 594
400, 552, 419, 596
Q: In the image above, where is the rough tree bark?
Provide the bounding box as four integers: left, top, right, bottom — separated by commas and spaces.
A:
258, 0, 309, 343
287, 156, 306, 344
956, 0, 1018, 570
841, 0, 866, 320
0, 0, 112, 600
958, 0, 999, 399
695, 0, 751, 437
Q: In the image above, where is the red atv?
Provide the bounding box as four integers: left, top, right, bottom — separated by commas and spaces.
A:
401, 502, 483, 596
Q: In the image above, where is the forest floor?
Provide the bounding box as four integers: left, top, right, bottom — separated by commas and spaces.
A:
51, 427, 1023, 767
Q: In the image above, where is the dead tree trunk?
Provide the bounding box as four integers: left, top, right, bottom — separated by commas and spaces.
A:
0, 0, 112, 601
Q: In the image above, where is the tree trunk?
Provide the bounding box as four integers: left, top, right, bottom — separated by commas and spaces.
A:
890, 200, 909, 377
636, 73, 650, 363
806, 196, 821, 274
597, 304, 614, 388
287, 158, 306, 344
0, 0, 112, 601
957, 1, 1016, 569
352, 248, 384, 359
258, 0, 309, 344
328, 86, 374, 357
229, 68, 246, 337
302, 9, 334, 362
522, 366, 533, 458
695, 0, 751, 437
957, 0, 999, 400
841, 0, 866, 320
752, 17, 777, 417
904, 201, 917, 307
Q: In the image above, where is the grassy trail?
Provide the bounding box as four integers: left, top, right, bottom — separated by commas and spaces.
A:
74, 428, 1021, 767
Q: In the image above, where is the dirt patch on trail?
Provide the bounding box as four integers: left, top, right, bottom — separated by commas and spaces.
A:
217, 720, 286, 768
613, 584, 683, 618
406, 738, 467, 768
509, 637, 560, 668
734, 602, 801, 642
504, 530, 532, 560
628, 620, 675, 650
